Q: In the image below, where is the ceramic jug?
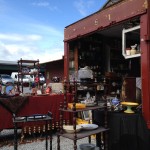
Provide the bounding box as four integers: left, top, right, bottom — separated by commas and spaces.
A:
130, 44, 137, 55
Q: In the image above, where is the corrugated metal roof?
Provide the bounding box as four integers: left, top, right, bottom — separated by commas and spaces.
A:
0, 60, 37, 66
0, 60, 17, 65
40, 58, 63, 64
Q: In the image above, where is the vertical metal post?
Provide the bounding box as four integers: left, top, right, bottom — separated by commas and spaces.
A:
13, 114, 18, 150
45, 120, 48, 150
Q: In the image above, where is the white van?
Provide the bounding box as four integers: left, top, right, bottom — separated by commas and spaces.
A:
11, 72, 29, 84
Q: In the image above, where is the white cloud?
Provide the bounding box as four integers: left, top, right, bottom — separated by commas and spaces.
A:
38, 48, 64, 63
0, 21, 64, 63
31, 0, 58, 11
32, 2, 50, 7
74, 0, 95, 16
0, 1, 64, 63
0, 33, 42, 42
0, 35, 64, 63
28, 23, 63, 37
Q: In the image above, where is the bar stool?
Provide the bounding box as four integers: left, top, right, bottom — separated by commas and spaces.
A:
13, 111, 53, 150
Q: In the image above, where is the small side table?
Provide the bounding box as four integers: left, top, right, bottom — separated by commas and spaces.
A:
13, 112, 52, 150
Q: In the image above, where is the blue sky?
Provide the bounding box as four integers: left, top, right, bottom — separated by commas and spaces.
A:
0, 0, 107, 63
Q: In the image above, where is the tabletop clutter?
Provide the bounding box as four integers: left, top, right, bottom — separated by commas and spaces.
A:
0, 78, 143, 150
0, 68, 142, 150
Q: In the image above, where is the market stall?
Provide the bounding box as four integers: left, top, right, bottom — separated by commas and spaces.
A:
0, 94, 72, 132
63, 0, 150, 129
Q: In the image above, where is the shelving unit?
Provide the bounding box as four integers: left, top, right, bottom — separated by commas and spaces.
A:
69, 34, 104, 82
104, 38, 130, 76
17, 58, 40, 93
77, 82, 105, 106
104, 75, 122, 97
57, 81, 109, 150
122, 25, 141, 59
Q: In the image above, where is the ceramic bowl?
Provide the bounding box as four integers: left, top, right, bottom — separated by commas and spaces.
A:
63, 125, 82, 133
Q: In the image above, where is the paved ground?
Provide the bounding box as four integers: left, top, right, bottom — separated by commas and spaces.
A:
0, 129, 97, 150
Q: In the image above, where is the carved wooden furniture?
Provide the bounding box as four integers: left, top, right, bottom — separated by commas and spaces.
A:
17, 58, 40, 93
13, 112, 52, 150
57, 80, 109, 150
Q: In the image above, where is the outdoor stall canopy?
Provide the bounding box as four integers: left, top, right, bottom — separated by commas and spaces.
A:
63, 0, 150, 129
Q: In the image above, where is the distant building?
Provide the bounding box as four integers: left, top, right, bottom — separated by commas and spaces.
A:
0, 57, 64, 85
0, 60, 18, 75
41, 57, 64, 85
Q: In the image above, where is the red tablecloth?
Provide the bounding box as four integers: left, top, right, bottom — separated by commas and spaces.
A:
0, 94, 72, 131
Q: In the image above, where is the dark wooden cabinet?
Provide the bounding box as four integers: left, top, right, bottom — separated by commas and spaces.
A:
68, 34, 104, 82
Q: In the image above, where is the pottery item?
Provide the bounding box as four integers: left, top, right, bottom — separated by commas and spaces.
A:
121, 102, 139, 113
130, 44, 137, 55
112, 97, 120, 105
63, 125, 82, 133
126, 48, 131, 55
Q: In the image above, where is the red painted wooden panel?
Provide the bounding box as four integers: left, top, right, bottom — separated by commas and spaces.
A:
141, 10, 150, 128
64, 0, 147, 41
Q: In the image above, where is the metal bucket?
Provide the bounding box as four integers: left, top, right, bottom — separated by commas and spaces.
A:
79, 143, 95, 150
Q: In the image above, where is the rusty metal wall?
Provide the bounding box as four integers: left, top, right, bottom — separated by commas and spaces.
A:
64, 0, 150, 129
64, 0, 147, 41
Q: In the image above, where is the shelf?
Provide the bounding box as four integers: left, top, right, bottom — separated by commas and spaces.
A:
17, 58, 40, 93
18, 72, 38, 75
122, 25, 140, 59
60, 106, 106, 112
77, 89, 95, 92
77, 89, 104, 92
13, 115, 52, 123
57, 81, 108, 150
58, 127, 109, 140
18, 59, 39, 64
123, 53, 141, 59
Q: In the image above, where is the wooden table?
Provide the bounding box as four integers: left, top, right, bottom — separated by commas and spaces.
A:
0, 94, 72, 131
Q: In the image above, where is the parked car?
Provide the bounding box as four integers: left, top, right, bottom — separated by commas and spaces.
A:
0, 74, 14, 85
11, 72, 29, 85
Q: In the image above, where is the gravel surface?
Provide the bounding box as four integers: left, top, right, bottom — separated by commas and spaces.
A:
0, 129, 97, 150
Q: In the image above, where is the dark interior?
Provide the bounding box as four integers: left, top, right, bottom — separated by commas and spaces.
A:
69, 17, 141, 101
